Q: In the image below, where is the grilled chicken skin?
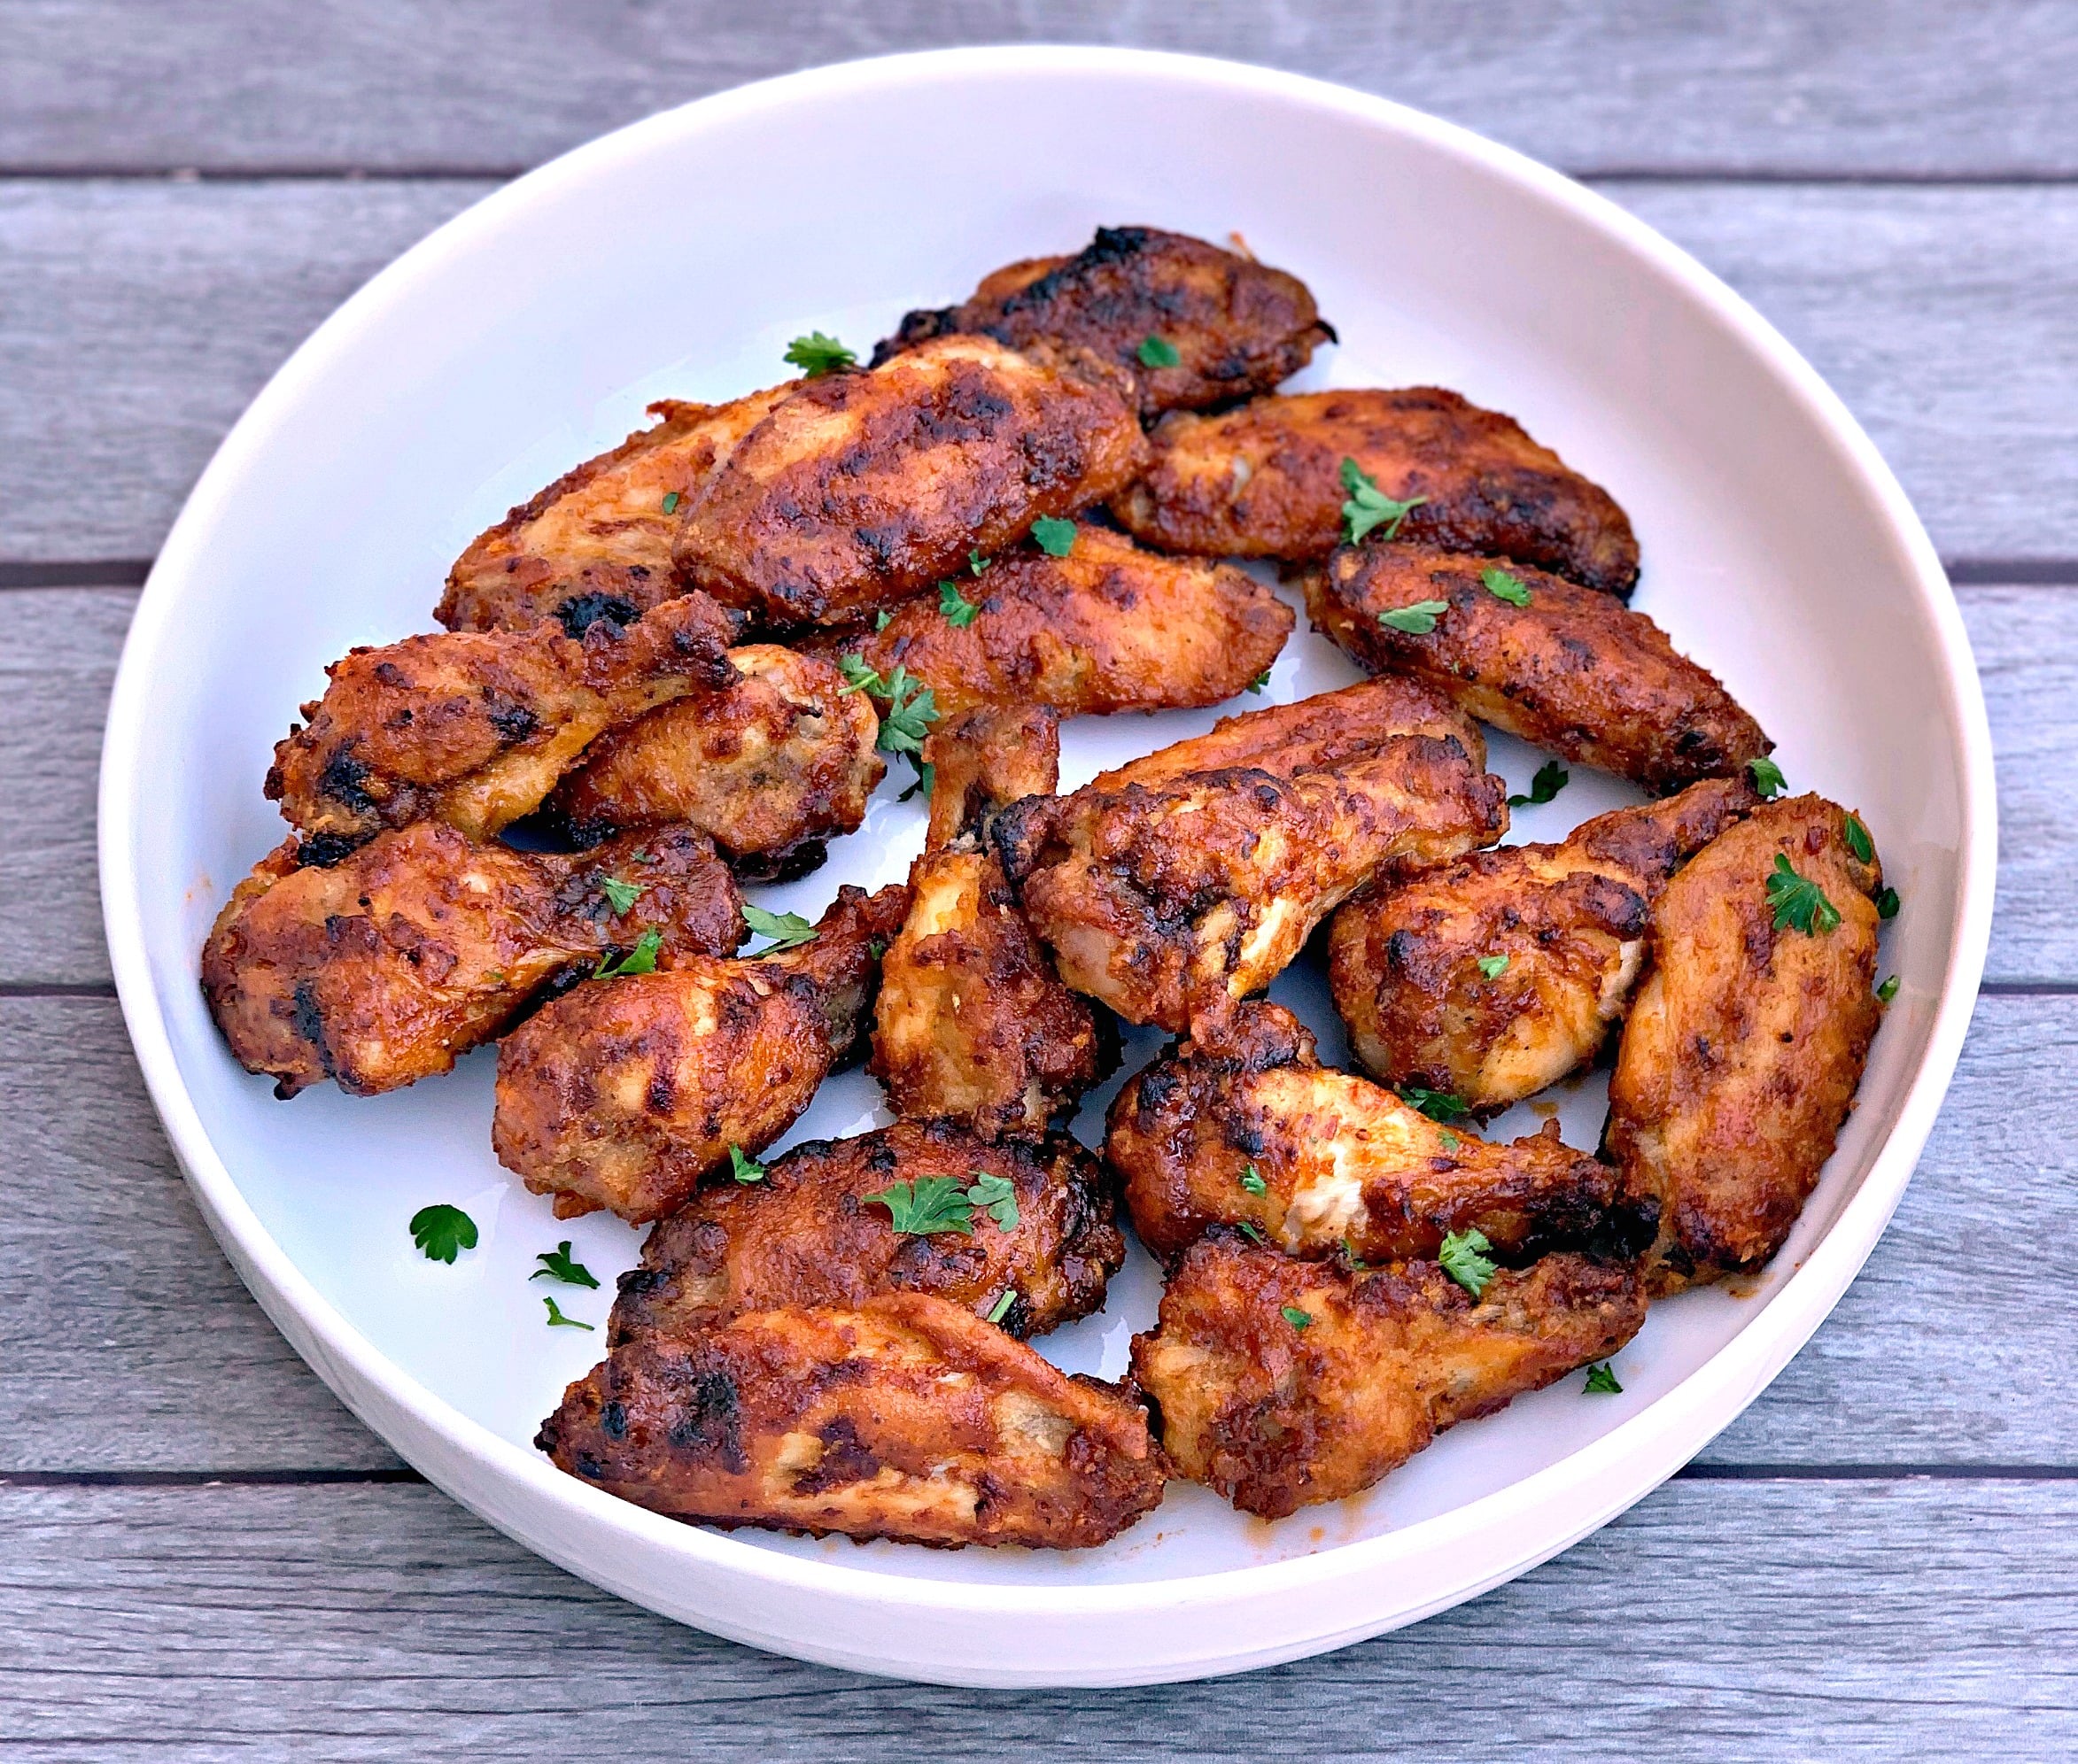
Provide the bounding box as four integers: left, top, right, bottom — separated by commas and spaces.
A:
873, 225, 1334, 420
201, 823, 741, 1099
492, 882, 911, 1222
265, 593, 739, 846
1113, 387, 1640, 595
607, 1120, 1125, 1346
805, 523, 1292, 718
435, 388, 792, 636
1607, 794, 1886, 1295
1132, 1234, 1646, 1517
540, 1292, 1167, 1548
671, 336, 1147, 628
1329, 778, 1757, 1110
1106, 1002, 1635, 1265
547, 645, 884, 879
1305, 544, 1771, 794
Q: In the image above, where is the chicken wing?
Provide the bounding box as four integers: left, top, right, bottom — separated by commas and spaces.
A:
265, 593, 739, 846
1329, 778, 1757, 1110
492, 882, 911, 1222
1305, 543, 1770, 794
671, 336, 1147, 627
1106, 1002, 1635, 1265
1112, 387, 1640, 595
872, 225, 1334, 420
803, 522, 1292, 718
1132, 1234, 1646, 1517
200, 823, 741, 1099
996, 685, 1507, 1033
1607, 794, 1886, 1294
608, 1120, 1124, 1346
540, 1292, 1167, 1548
434, 389, 792, 636
546, 645, 883, 879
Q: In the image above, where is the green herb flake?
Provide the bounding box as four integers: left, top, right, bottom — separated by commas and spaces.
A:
597, 874, 645, 917
1030, 516, 1077, 558
1748, 755, 1787, 799
867, 1176, 974, 1236
409, 1203, 477, 1265
1136, 333, 1182, 368
1339, 457, 1428, 544
874, 608, 893, 631
1508, 759, 1570, 808
742, 902, 817, 952
1281, 1304, 1314, 1331
836, 653, 882, 694
1583, 1361, 1623, 1395
1342, 1237, 1372, 1271
543, 1295, 593, 1331
1247, 669, 1271, 694
1877, 974, 1901, 1003
1477, 953, 1511, 980
1438, 1130, 1462, 1152
875, 665, 939, 757
1481, 566, 1531, 607
1766, 853, 1842, 936
1876, 886, 1901, 920
1237, 1220, 1268, 1246
1438, 1227, 1497, 1298
1401, 1086, 1469, 1123
728, 1144, 766, 1186
593, 928, 663, 979
898, 758, 934, 802
968, 550, 992, 576
531, 1241, 601, 1289
783, 330, 856, 375
965, 1172, 1020, 1232
937, 579, 980, 628
1376, 599, 1449, 635
660, 490, 680, 516
1843, 814, 1875, 864
1239, 1164, 1268, 1196
985, 1289, 1016, 1326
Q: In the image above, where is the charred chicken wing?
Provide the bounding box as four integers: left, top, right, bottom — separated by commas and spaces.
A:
492, 882, 911, 1222
1606, 794, 1886, 1295
1132, 1234, 1646, 1517
539, 1292, 1167, 1548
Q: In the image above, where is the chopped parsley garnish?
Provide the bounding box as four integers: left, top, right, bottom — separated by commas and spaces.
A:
1438, 1227, 1497, 1298
867, 936, 888, 962
660, 490, 680, 516
1342, 1237, 1372, 1270
542, 1296, 593, 1331
596, 874, 645, 917
742, 903, 817, 952
1376, 599, 1448, 635
531, 1242, 600, 1289
937, 579, 980, 628
1438, 1130, 1462, 1152
1339, 457, 1426, 544
1766, 853, 1841, 936
1401, 1086, 1469, 1123
1030, 516, 1077, 557
1239, 1164, 1268, 1195
1508, 759, 1570, 808
1843, 814, 1875, 864
1583, 1361, 1623, 1395
1748, 755, 1787, 799
874, 665, 938, 756
1481, 566, 1531, 607
1237, 1220, 1268, 1246
1877, 975, 1900, 1003
866, 1176, 975, 1236
409, 1203, 477, 1265
874, 608, 893, 631
968, 550, 992, 576
965, 1172, 1020, 1232
836, 654, 881, 693
783, 330, 856, 375
899, 760, 934, 802
728, 1144, 766, 1186
1247, 669, 1270, 693
593, 928, 663, 978
1280, 1304, 1313, 1331
1477, 954, 1511, 980
1875, 886, 1901, 920
1136, 333, 1182, 368
986, 1289, 1016, 1326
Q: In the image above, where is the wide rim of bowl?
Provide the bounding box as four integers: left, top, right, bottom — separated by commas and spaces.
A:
98, 43, 1996, 1646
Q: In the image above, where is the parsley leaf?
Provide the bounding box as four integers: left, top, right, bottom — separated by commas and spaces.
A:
1339, 457, 1427, 544
1342, 1237, 1371, 1270
1508, 759, 1570, 808
1875, 886, 1901, 920
1481, 566, 1531, 607
965, 1172, 1020, 1231
874, 608, 893, 631
1877, 974, 1900, 1002
1766, 853, 1842, 936
1401, 1086, 1469, 1123
875, 665, 939, 755
1843, 813, 1875, 864
867, 1176, 974, 1236
728, 1144, 766, 1186
597, 873, 645, 917
836, 653, 882, 694
986, 1289, 1016, 1325
1748, 755, 1787, 799
969, 550, 992, 576
938, 579, 980, 628
1477, 953, 1511, 979
531, 1241, 600, 1289
1239, 1164, 1268, 1195
1438, 1129, 1462, 1152
742, 903, 816, 952
1030, 516, 1077, 557
593, 928, 663, 978
1583, 1361, 1623, 1395
1136, 333, 1182, 368
1247, 669, 1271, 694
1376, 599, 1449, 635
783, 330, 856, 375
543, 1296, 593, 1330
1281, 1304, 1313, 1331
1438, 1227, 1497, 1298
898, 758, 934, 802
1237, 1220, 1268, 1246
660, 490, 680, 516
409, 1203, 477, 1265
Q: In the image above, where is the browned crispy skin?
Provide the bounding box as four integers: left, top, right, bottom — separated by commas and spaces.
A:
264, 595, 740, 845
1607, 795, 1885, 1295
546, 645, 883, 879
1329, 778, 1757, 1110
873, 225, 1334, 420
1106, 1002, 1635, 1265
803, 523, 1292, 718
671, 337, 1148, 627
492, 883, 911, 1222
539, 1293, 1167, 1548
200, 823, 741, 1100
996, 686, 1507, 1033
1132, 1235, 1646, 1517
1113, 387, 1640, 595
435, 389, 793, 635
608, 1121, 1125, 1346
1305, 544, 1771, 794
920, 701, 1062, 855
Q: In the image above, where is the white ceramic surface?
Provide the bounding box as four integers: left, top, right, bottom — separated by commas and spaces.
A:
99, 47, 1994, 1687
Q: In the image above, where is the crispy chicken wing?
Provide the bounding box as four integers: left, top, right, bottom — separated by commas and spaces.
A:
919, 701, 1062, 854
1607, 794, 1885, 1294
996, 685, 1507, 1033
1305, 543, 1770, 794
434, 389, 792, 635
671, 337, 1147, 628
1112, 387, 1640, 594
1329, 778, 1757, 1110
492, 882, 911, 1222
1132, 1234, 1646, 1517
265, 594, 739, 846
200, 823, 741, 1099
1106, 1002, 1635, 1265
539, 1292, 1167, 1548
872, 225, 1334, 419
547, 645, 883, 879
608, 1120, 1124, 1346
804, 522, 1291, 717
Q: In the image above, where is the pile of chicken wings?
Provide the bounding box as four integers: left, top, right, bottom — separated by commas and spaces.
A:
203, 224, 1892, 1549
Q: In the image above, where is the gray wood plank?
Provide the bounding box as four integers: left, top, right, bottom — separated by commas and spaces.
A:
1, 990, 2071, 1474
1, 1476, 2071, 1759
4, 179, 2074, 570
6, 1, 2076, 180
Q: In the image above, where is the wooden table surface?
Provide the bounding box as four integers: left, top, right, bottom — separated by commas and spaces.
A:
4, 4, 2074, 1756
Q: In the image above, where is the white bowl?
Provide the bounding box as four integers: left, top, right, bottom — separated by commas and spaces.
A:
99, 47, 1995, 1687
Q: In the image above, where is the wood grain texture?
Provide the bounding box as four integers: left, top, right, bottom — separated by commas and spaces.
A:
6, 1, 2077, 179
1, 1477, 2071, 1759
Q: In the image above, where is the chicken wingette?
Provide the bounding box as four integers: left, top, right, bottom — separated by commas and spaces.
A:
539, 1292, 1167, 1548
1329, 778, 1757, 1111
